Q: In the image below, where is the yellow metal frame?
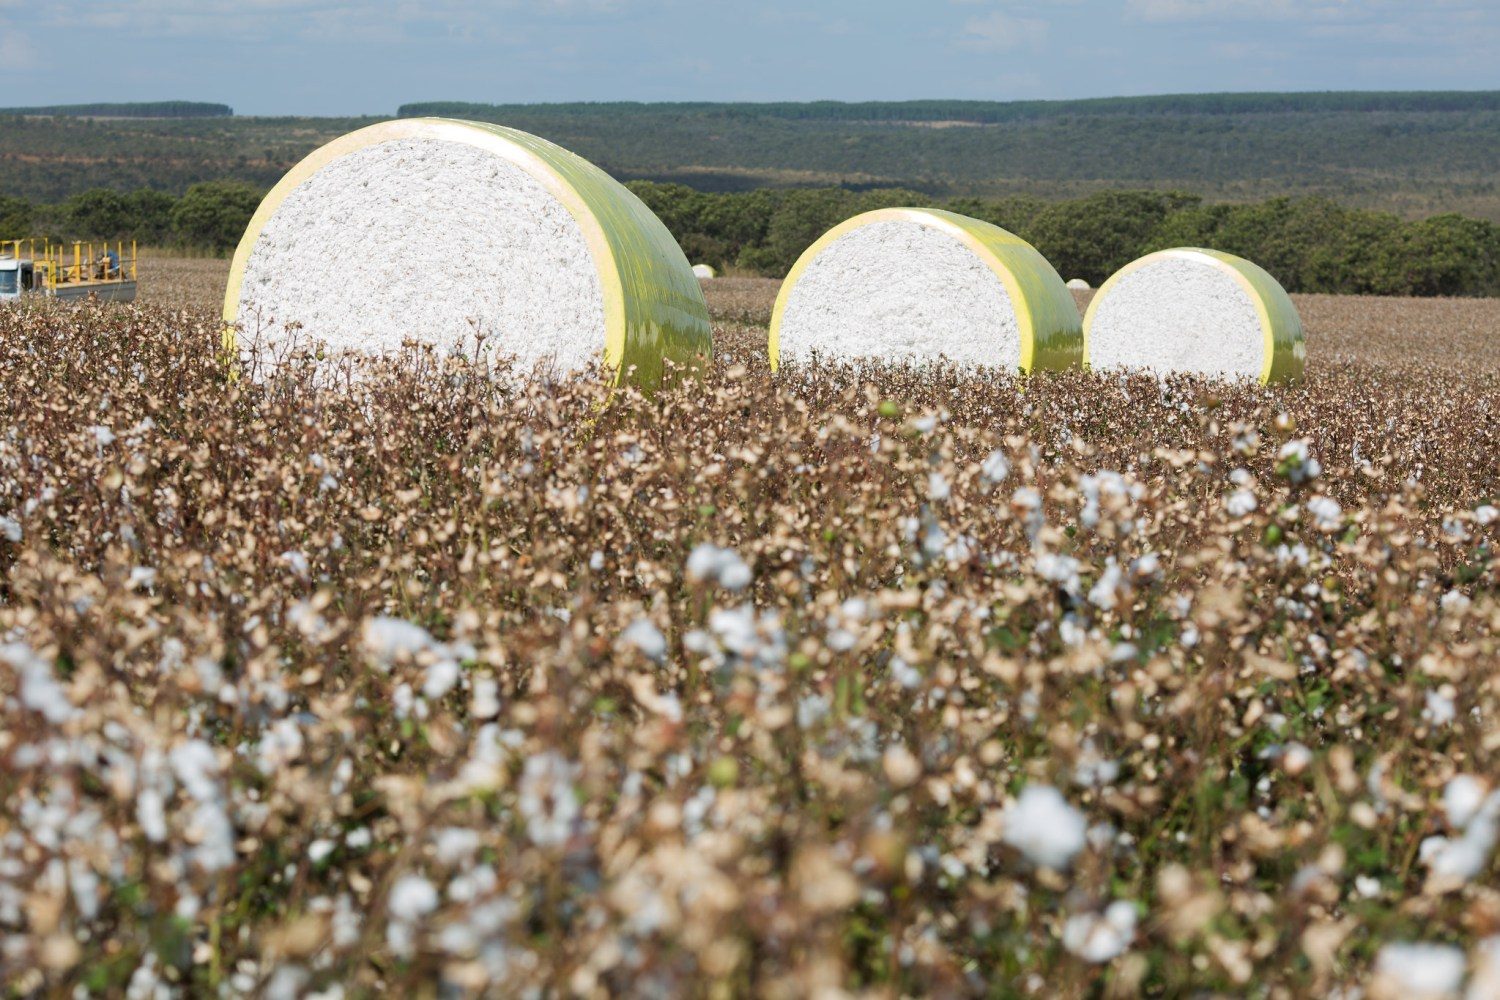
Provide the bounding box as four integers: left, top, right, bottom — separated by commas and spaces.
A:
767, 207, 1083, 374
1, 238, 137, 292
1082, 248, 1306, 385
223, 118, 711, 389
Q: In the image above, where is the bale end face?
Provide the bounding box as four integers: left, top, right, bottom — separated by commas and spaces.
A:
223, 118, 711, 391
768, 208, 1081, 375
1084, 248, 1305, 385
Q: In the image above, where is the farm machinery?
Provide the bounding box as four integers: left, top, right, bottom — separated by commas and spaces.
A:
0, 239, 138, 304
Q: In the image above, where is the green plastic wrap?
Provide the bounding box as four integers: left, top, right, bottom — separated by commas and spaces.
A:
1083, 248, 1306, 385
223, 118, 711, 389
768, 207, 1083, 373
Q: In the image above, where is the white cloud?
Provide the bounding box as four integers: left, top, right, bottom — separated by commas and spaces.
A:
1126, 0, 1350, 21
959, 10, 1049, 51
21, 0, 623, 43
0, 25, 39, 71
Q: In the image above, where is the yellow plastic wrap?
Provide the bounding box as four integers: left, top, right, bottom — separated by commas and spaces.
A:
768, 208, 1082, 373
223, 118, 711, 389
1083, 248, 1306, 385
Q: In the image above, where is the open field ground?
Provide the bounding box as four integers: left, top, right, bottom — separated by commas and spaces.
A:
0, 267, 1496, 995
141, 255, 1500, 376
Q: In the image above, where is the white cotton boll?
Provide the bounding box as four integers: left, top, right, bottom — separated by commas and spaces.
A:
686, 542, 731, 582
1277, 439, 1322, 482
433, 828, 482, 865
517, 751, 581, 848
169, 740, 221, 803
89, 425, 116, 447
980, 449, 1010, 485
1446, 776, 1489, 830
422, 659, 461, 701
589, 550, 605, 571
1373, 942, 1466, 999
1062, 900, 1138, 963
471, 676, 501, 720
1441, 591, 1472, 615
2, 642, 77, 725
718, 556, 753, 592
1424, 690, 1457, 727
1307, 496, 1343, 531
308, 840, 336, 864
389, 875, 439, 922
1088, 560, 1124, 611
1476, 505, 1498, 526
0, 515, 20, 543
1002, 785, 1088, 870
136, 788, 168, 843
1226, 488, 1258, 518
928, 472, 951, 502
362, 616, 439, 670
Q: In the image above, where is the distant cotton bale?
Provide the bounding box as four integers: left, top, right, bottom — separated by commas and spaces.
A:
692, 264, 717, 279
1084, 248, 1305, 384
224, 118, 711, 389
769, 208, 1081, 373
1067, 278, 1091, 291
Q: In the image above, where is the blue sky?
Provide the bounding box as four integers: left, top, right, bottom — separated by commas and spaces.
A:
0, 0, 1497, 115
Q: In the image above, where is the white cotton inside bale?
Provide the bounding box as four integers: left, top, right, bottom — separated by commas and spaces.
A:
1086, 256, 1264, 380
775, 220, 1020, 368
237, 138, 605, 376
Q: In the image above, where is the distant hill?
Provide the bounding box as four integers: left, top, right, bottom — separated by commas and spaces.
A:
400, 91, 1500, 124
4, 92, 1500, 220
0, 101, 232, 119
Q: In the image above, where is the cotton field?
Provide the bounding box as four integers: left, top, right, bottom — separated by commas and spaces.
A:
0, 293, 1496, 996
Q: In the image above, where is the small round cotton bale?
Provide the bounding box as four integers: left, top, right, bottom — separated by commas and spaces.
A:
692, 264, 717, 280
1084, 248, 1305, 384
224, 118, 710, 389
768, 208, 1081, 373
1066, 278, 1091, 291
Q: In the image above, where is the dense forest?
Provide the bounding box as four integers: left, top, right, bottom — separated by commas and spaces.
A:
4, 182, 1497, 297
0, 101, 232, 118
401, 91, 1500, 123
2, 93, 1500, 220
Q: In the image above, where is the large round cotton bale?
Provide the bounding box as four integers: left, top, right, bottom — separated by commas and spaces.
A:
224, 118, 711, 389
692, 264, 717, 280
768, 208, 1081, 373
1066, 278, 1091, 291
1084, 248, 1305, 384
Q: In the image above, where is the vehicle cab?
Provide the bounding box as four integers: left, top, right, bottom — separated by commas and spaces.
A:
0, 255, 35, 301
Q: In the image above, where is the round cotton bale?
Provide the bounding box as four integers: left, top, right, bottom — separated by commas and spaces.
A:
1066, 278, 1091, 291
1083, 248, 1305, 384
768, 208, 1081, 373
692, 264, 717, 280
224, 118, 711, 389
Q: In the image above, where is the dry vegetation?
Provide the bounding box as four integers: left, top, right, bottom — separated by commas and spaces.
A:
0, 273, 1497, 997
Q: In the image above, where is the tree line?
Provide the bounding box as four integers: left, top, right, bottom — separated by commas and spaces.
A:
628, 184, 1500, 297
0, 183, 262, 254
3, 182, 1497, 297
0, 101, 232, 118
401, 91, 1500, 124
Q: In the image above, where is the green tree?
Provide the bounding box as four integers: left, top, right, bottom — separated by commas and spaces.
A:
126, 189, 179, 245
170, 181, 262, 253
1028, 191, 1201, 286
0, 195, 33, 239
64, 189, 133, 240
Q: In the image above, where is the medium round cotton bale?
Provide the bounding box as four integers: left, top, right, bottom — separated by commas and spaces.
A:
1084, 248, 1305, 384
768, 208, 1081, 373
692, 264, 717, 280
1066, 278, 1091, 291
224, 118, 711, 389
